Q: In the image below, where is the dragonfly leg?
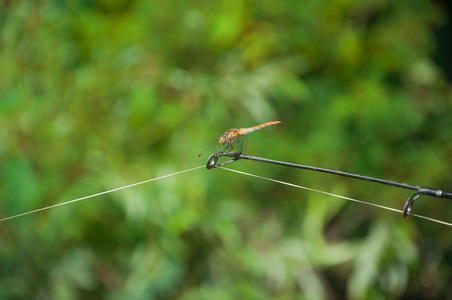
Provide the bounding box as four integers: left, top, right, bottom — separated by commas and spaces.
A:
227, 143, 233, 152
234, 140, 244, 154
220, 142, 234, 153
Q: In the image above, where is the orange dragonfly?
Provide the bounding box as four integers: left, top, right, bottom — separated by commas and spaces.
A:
199, 121, 281, 158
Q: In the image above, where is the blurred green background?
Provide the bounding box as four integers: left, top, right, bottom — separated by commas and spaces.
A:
1, 0, 452, 299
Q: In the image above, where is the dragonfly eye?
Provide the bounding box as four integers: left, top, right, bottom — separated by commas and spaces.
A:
218, 136, 226, 144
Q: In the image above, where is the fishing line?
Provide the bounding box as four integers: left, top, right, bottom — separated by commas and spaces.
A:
219, 167, 452, 227
0, 166, 204, 222
2, 163, 449, 227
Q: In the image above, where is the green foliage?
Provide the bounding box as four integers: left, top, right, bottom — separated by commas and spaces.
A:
1, 0, 451, 299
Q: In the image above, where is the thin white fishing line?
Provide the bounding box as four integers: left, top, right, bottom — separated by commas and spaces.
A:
0, 166, 205, 223
3, 164, 449, 227
219, 167, 452, 227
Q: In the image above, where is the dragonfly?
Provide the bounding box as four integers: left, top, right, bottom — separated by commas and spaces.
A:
199, 121, 281, 158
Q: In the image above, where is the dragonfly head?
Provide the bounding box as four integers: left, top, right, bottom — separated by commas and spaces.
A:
218, 136, 226, 145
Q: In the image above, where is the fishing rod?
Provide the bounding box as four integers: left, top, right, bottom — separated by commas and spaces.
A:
205, 151, 452, 217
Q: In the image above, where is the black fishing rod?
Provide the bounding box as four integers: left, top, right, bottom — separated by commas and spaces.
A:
205, 151, 452, 217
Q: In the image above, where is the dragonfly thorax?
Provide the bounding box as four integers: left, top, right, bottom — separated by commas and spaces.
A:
218, 129, 239, 145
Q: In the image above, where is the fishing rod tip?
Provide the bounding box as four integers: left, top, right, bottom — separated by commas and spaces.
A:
403, 192, 423, 218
